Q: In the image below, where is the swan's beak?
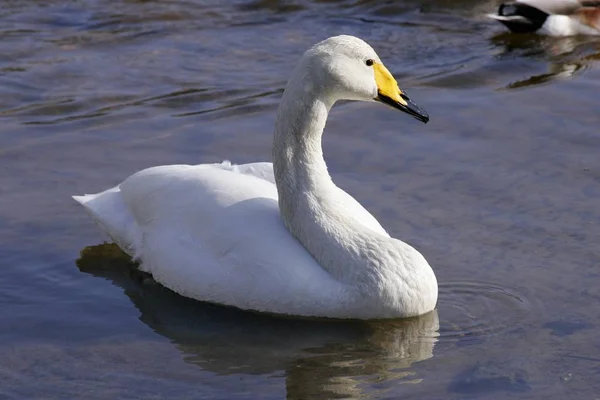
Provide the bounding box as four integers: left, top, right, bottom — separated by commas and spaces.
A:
373, 63, 429, 124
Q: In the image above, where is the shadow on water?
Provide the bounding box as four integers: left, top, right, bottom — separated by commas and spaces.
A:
76, 243, 440, 398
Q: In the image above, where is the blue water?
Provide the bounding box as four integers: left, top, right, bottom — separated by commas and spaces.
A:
1, 1, 599, 398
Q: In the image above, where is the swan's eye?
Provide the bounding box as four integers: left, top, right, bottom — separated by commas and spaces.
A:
365, 59, 374, 66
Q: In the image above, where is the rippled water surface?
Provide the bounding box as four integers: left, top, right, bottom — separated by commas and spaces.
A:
1, 0, 599, 398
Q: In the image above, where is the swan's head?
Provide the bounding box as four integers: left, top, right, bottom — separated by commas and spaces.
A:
296, 35, 429, 123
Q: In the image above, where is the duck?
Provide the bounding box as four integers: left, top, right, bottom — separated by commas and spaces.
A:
73, 35, 438, 320
488, 0, 600, 36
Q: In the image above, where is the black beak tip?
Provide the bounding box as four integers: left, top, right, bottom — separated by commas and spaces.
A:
375, 93, 430, 124
416, 110, 429, 124
406, 99, 429, 124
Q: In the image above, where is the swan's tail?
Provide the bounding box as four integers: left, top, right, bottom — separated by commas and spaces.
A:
73, 186, 139, 257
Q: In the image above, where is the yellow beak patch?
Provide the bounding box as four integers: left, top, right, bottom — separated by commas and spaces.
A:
373, 63, 407, 106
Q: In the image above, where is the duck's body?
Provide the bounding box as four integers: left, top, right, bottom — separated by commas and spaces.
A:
74, 35, 438, 319
488, 0, 600, 36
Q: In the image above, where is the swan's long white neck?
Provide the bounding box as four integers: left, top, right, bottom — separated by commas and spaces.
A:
272, 83, 334, 197
272, 74, 391, 292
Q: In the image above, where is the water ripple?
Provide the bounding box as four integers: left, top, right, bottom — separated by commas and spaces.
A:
438, 281, 530, 341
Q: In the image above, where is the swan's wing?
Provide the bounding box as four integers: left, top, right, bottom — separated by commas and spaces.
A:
74, 162, 396, 316
102, 164, 351, 315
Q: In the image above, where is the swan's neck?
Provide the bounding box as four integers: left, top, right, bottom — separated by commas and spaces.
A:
273, 87, 334, 199
272, 84, 369, 284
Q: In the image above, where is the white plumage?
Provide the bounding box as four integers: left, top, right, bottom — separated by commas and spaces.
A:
74, 35, 438, 319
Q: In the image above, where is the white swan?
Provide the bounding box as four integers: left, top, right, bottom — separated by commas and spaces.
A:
73, 35, 438, 319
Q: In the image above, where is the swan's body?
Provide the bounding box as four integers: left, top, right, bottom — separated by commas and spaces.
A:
488, 0, 600, 35
74, 35, 438, 319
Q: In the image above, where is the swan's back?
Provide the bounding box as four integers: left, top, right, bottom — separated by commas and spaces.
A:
75, 162, 365, 317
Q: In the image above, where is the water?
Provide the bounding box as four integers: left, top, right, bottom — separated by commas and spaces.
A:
1, 0, 599, 398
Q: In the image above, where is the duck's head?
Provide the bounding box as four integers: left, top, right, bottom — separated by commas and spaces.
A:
488, 1, 549, 33
294, 35, 429, 123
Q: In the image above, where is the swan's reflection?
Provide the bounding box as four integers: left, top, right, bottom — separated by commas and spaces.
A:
490, 33, 600, 89
76, 243, 439, 398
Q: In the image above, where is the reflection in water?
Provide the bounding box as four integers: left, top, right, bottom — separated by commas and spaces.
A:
76, 244, 439, 399
504, 62, 582, 89
490, 33, 600, 89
